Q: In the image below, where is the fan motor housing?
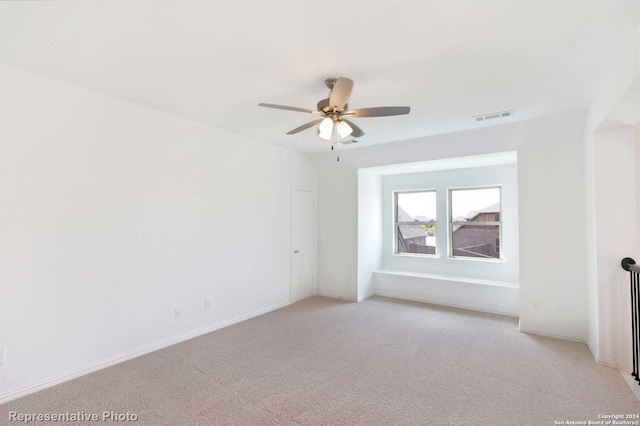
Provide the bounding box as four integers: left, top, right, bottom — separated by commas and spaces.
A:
317, 98, 348, 114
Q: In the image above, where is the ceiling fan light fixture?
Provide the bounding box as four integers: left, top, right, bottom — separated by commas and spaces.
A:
318, 126, 333, 141
336, 120, 353, 138
319, 117, 333, 134
258, 77, 411, 143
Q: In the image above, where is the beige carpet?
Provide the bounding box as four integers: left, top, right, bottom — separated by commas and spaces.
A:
2, 296, 639, 425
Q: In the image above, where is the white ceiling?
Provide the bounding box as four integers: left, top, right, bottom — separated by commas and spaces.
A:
1, 0, 638, 153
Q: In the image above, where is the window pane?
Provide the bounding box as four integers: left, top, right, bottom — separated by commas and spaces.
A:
451, 188, 500, 221
397, 191, 436, 222
397, 224, 436, 255
451, 225, 500, 259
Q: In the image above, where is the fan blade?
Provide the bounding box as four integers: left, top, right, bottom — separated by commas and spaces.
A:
329, 78, 353, 111
341, 118, 365, 138
258, 103, 319, 114
286, 119, 323, 135
343, 106, 410, 117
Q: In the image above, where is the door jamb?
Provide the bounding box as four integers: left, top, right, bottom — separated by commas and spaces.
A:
290, 186, 317, 302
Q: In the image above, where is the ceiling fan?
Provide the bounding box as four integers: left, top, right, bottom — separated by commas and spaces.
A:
258, 77, 410, 143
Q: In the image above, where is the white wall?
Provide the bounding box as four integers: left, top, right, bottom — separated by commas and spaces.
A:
373, 271, 519, 316
637, 124, 640, 243
0, 65, 317, 401
316, 167, 358, 301
356, 171, 382, 301
380, 165, 519, 283
593, 126, 638, 369
314, 112, 589, 341
583, 27, 639, 362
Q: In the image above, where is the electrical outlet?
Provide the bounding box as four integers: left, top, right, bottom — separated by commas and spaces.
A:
174, 308, 181, 319
204, 299, 211, 310
533, 301, 542, 312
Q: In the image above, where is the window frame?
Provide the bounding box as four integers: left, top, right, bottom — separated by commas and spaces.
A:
448, 185, 503, 261
393, 189, 438, 257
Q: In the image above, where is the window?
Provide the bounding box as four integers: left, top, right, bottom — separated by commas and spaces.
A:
394, 190, 437, 256
449, 187, 501, 260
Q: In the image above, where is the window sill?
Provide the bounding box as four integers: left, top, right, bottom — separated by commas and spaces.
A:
393, 253, 440, 259
373, 269, 519, 289
392, 252, 505, 263
448, 256, 505, 263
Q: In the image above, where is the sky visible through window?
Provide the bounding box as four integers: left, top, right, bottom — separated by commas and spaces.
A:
397, 192, 436, 220
451, 188, 500, 218
398, 188, 500, 220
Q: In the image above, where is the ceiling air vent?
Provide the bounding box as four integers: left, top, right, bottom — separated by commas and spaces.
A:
474, 110, 513, 122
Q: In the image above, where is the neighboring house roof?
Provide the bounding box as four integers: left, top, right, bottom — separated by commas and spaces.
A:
464, 203, 500, 221
452, 216, 466, 232
399, 224, 427, 240
453, 203, 500, 233
397, 206, 428, 240
398, 206, 435, 223
397, 205, 414, 222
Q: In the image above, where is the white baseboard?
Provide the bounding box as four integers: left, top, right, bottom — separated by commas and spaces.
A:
597, 356, 629, 371
621, 371, 640, 402
374, 291, 518, 317
316, 291, 355, 302
517, 325, 587, 343
587, 340, 599, 363
0, 300, 291, 404
357, 291, 374, 302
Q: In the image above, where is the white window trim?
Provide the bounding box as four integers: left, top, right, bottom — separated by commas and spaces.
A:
393, 189, 438, 257
448, 185, 503, 261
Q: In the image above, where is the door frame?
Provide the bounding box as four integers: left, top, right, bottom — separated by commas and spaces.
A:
290, 186, 317, 302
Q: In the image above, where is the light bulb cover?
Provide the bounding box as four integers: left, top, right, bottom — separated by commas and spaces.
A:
336, 120, 353, 138
319, 117, 333, 134
318, 127, 332, 140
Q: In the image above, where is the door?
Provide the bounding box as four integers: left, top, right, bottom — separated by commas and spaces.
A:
291, 188, 315, 302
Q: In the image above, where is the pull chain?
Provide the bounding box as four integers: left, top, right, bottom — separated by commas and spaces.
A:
332, 121, 340, 162
325, 119, 341, 161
